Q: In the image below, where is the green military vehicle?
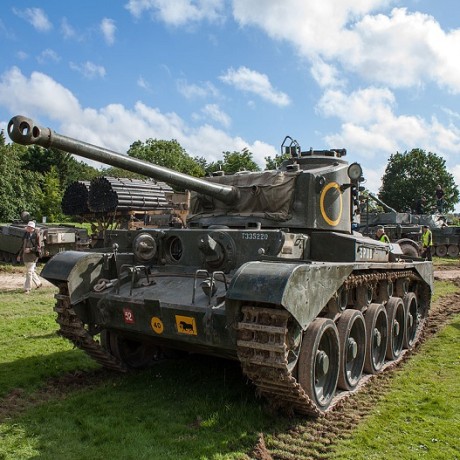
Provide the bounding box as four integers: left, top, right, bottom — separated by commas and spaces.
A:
360, 193, 459, 257
8, 115, 432, 416
0, 212, 90, 262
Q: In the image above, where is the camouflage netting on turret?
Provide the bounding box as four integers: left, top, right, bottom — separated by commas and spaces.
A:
190, 170, 299, 220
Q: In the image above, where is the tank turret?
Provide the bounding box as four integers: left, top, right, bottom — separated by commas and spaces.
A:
9, 115, 362, 233
7, 114, 433, 417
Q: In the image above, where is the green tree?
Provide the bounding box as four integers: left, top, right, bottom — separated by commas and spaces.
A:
37, 166, 63, 222
379, 149, 459, 213
21, 146, 100, 188
264, 152, 291, 170
126, 139, 205, 178
0, 131, 42, 222
204, 150, 260, 175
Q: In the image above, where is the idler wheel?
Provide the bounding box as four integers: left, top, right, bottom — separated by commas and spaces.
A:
364, 303, 388, 374
385, 297, 405, 360
337, 309, 366, 391
298, 318, 339, 410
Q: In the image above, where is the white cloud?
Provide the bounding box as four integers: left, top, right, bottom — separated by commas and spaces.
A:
13, 7, 52, 32
453, 165, 460, 194
441, 107, 460, 121
310, 58, 345, 89
37, 49, 60, 65
17, 51, 28, 60
69, 61, 106, 79
362, 164, 386, 195
0, 67, 81, 121
220, 66, 291, 107
125, 0, 225, 26
137, 76, 152, 91
0, 67, 275, 167
316, 87, 460, 162
232, 2, 460, 94
177, 79, 219, 99
316, 87, 396, 125
60, 18, 75, 39
0, 17, 15, 39
100, 18, 116, 45
200, 103, 231, 128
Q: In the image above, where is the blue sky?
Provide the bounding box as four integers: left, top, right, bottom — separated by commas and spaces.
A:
1, 0, 460, 209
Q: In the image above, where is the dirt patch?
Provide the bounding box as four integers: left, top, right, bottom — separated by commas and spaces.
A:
0, 273, 54, 291
434, 268, 460, 280
0, 370, 119, 422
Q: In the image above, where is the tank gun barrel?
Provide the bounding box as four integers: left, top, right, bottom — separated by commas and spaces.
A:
368, 192, 396, 213
7, 115, 239, 205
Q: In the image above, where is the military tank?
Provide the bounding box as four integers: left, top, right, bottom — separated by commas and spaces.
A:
359, 193, 423, 257
360, 193, 460, 258
7, 115, 433, 416
0, 212, 90, 262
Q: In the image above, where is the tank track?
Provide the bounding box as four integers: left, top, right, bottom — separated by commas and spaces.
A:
236, 270, 424, 417
54, 283, 127, 372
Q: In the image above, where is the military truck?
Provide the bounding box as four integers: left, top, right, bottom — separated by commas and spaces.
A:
7, 115, 432, 416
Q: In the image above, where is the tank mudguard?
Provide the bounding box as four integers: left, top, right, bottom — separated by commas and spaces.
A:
40, 251, 105, 304
226, 261, 353, 329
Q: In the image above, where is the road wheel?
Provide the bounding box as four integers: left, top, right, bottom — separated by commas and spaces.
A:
436, 245, 447, 257
447, 245, 459, 258
385, 297, 405, 360
298, 318, 340, 410
403, 293, 420, 349
337, 310, 366, 391
364, 303, 388, 374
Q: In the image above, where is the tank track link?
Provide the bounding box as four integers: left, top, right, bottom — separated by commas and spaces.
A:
54, 283, 127, 372
236, 270, 422, 417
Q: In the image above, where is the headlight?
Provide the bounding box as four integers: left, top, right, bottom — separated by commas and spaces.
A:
347, 162, 363, 181
133, 233, 157, 262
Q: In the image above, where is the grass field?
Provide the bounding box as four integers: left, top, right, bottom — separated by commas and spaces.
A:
0, 277, 459, 459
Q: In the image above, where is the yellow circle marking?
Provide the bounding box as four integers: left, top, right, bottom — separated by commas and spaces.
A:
320, 182, 342, 226
151, 317, 164, 334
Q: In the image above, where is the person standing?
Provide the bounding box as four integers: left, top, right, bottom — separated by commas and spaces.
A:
414, 196, 427, 214
434, 184, 445, 213
376, 226, 390, 243
421, 225, 433, 261
16, 221, 43, 294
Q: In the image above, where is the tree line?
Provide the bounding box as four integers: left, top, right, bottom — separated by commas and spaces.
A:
0, 130, 458, 223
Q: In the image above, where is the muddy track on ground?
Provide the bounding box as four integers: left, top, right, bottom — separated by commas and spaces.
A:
250, 283, 460, 460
